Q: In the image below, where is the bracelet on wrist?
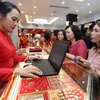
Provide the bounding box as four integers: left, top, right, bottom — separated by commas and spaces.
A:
74, 55, 77, 63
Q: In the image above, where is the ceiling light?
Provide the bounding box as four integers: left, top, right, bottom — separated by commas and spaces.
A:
33, 18, 48, 24
51, 14, 53, 16
89, 11, 92, 13
76, 10, 78, 12
62, 1, 65, 4
19, 3, 22, 6
87, 3, 90, 6
77, 16, 79, 18
33, 12, 36, 14
75, 0, 84, 2
61, 19, 63, 21
22, 11, 24, 13
34, 6, 36, 8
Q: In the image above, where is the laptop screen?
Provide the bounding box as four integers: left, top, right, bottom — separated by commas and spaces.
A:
49, 41, 69, 72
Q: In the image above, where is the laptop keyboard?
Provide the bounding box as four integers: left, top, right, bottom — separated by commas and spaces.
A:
32, 60, 55, 74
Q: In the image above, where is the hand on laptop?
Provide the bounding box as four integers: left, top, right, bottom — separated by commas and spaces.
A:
15, 65, 42, 77
28, 55, 43, 61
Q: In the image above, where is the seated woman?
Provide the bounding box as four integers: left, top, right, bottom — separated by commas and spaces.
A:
65, 25, 87, 59
77, 22, 100, 77
57, 30, 67, 41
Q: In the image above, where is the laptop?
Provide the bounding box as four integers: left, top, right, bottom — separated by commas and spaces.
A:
25, 41, 70, 76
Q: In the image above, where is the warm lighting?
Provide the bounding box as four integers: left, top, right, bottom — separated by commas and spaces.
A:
76, 10, 78, 12
33, 18, 48, 24
19, 3, 22, 6
34, 6, 36, 8
33, 12, 36, 14
87, 3, 90, 6
75, 0, 84, 2
89, 11, 92, 13
62, 1, 65, 4
22, 11, 24, 13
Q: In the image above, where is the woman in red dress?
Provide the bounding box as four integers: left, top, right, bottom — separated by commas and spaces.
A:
65, 25, 87, 59
20, 28, 29, 48
0, 2, 42, 82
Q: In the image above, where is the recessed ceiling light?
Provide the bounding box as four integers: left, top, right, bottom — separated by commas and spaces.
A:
33, 12, 36, 14
89, 11, 92, 13
76, 10, 78, 12
75, 0, 84, 2
33, 18, 48, 24
19, 3, 22, 6
87, 3, 90, 6
77, 16, 79, 18
51, 14, 53, 16
62, 1, 65, 4
22, 11, 24, 13
34, 6, 36, 8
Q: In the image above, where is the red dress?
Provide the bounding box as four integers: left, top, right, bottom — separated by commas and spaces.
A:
20, 33, 28, 48
69, 40, 87, 59
0, 29, 26, 81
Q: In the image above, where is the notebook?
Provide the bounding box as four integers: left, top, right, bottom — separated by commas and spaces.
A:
25, 41, 70, 76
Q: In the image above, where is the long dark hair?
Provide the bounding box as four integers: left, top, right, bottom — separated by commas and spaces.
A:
69, 25, 82, 41
0, 2, 20, 17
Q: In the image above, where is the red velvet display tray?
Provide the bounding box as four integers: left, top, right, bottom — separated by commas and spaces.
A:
29, 47, 42, 52
17, 74, 85, 100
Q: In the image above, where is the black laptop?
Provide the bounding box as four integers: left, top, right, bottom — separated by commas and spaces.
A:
25, 41, 70, 76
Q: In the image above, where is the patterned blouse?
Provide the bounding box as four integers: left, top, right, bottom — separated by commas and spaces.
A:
87, 47, 100, 71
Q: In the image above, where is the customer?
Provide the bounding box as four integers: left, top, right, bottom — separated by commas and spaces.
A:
57, 30, 67, 41
0, 2, 42, 81
78, 22, 100, 76
84, 24, 94, 49
65, 25, 87, 59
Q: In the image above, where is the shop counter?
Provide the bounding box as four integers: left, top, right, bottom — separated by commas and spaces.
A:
0, 48, 99, 100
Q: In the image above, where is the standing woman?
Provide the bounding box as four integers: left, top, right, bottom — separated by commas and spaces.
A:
20, 28, 29, 48
57, 30, 67, 41
0, 2, 42, 82
66, 25, 87, 59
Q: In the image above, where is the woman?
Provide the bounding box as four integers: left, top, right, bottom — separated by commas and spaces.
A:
65, 25, 87, 59
78, 22, 100, 76
20, 28, 29, 48
0, 2, 42, 81
57, 30, 67, 41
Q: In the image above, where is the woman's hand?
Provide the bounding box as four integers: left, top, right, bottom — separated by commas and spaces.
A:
16, 49, 27, 55
28, 56, 43, 60
77, 56, 93, 69
15, 65, 42, 77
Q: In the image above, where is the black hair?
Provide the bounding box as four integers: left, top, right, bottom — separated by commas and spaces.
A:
89, 24, 95, 31
65, 25, 69, 30
0, 2, 20, 17
21, 28, 26, 32
57, 30, 67, 41
69, 25, 82, 41
44, 32, 50, 42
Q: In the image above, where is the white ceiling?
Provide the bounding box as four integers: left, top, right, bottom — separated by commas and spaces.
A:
2, 0, 100, 28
